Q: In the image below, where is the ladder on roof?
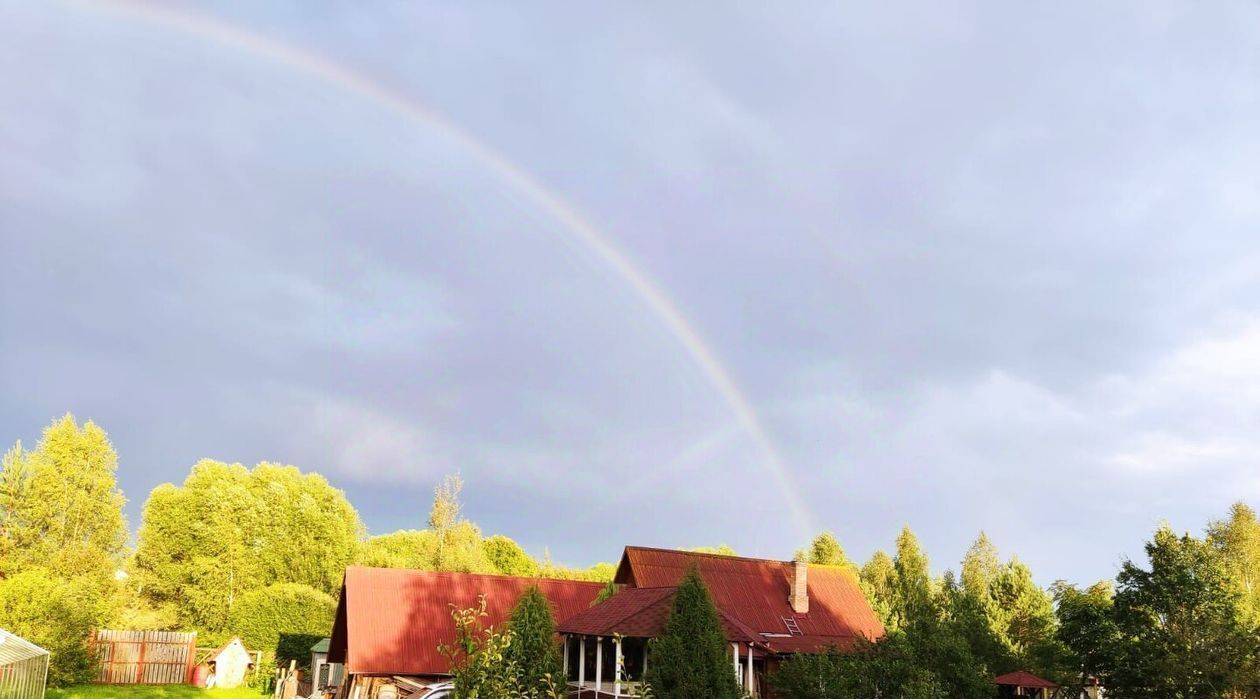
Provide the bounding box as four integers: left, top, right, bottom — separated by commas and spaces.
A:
782, 617, 803, 635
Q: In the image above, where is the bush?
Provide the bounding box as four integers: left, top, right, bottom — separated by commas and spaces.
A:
0, 567, 104, 686
276, 633, 326, 673
644, 566, 741, 699
226, 583, 336, 658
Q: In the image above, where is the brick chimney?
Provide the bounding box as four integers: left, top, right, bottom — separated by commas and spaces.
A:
790, 560, 809, 614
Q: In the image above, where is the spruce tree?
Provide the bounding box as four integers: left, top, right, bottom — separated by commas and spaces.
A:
505, 586, 564, 695
645, 565, 742, 699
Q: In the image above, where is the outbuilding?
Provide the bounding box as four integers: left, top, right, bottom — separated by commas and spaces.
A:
0, 629, 49, 699
207, 637, 254, 689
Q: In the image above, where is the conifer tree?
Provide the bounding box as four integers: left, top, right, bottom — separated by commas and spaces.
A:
505, 586, 564, 694
645, 566, 742, 699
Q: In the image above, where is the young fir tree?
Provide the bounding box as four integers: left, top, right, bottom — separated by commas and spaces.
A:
505, 586, 564, 695
645, 566, 742, 699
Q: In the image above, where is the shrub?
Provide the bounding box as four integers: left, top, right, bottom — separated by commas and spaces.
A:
0, 567, 103, 686
505, 587, 563, 694
644, 566, 741, 699
227, 583, 336, 658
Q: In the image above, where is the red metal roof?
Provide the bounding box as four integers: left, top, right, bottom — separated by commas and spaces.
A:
995, 671, 1058, 688
557, 587, 765, 648
612, 547, 884, 653
327, 566, 604, 675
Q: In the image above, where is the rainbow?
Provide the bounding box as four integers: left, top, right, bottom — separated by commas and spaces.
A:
79, 0, 817, 538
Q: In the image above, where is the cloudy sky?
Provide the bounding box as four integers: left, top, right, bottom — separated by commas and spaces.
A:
3, 0, 1259, 583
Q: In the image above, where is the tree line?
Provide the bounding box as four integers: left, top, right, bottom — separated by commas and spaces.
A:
3, 414, 1258, 697
777, 512, 1260, 698
0, 415, 609, 686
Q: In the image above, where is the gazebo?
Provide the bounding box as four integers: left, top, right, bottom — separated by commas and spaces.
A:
996, 671, 1058, 699
0, 629, 50, 699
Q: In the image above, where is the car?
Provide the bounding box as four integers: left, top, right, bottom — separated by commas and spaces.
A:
416, 682, 453, 699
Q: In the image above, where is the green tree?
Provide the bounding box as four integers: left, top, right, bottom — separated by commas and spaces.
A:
1110, 526, 1253, 699
6, 415, 127, 578
486, 535, 541, 577
358, 530, 438, 569
1207, 501, 1260, 625
0, 441, 30, 575
684, 545, 738, 556
1052, 580, 1118, 687
133, 459, 362, 631
771, 636, 943, 699
0, 567, 105, 686
796, 532, 858, 574
893, 527, 933, 629
226, 583, 337, 659
960, 532, 1001, 601
505, 587, 563, 694
860, 551, 898, 630
645, 566, 742, 699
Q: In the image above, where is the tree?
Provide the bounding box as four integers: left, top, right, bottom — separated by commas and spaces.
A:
5, 415, 127, 578
796, 532, 858, 574
358, 530, 438, 569
685, 545, 738, 556
771, 636, 943, 699
227, 583, 337, 660
860, 551, 898, 630
486, 535, 540, 577
1110, 526, 1253, 699
1207, 501, 1260, 625
1052, 580, 1118, 687
893, 527, 933, 629
133, 459, 362, 631
0, 441, 30, 575
644, 566, 742, 699
960, 532, 1001, 601
0, 567, 105, 686
440, 597, 564, 699
505, 587, 563, 695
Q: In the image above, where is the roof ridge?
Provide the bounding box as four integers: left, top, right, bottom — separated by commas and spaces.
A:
346, 565, 606, 587
624, 545, 791, 566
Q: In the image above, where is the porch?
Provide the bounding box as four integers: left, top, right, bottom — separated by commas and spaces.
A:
562, 634, 763, 698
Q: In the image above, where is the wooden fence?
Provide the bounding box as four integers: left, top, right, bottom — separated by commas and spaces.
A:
94, 630, 197, 684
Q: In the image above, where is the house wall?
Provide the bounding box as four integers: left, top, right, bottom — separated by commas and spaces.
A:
212, 641, 253, 689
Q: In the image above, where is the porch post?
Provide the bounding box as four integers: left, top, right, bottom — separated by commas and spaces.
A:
746, 644, 755, 696
563, 636, 569, 679
732, 643, 739, 683
595, 636, 603, 693
614, 637, 622, 696
578, 636, 586, 694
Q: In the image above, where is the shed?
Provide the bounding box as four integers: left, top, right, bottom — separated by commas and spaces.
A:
310, 638, 343, 691
208, 637, 254, 689
996, 670, 1059, 699
0, 629, 50, 699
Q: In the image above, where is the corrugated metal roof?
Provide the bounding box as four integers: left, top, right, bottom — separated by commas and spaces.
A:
327, 567, 604, 676
0, 630, 49, 666
995, 671, 1058, 688
612, 547, 884, 653
557, 587, 764, 647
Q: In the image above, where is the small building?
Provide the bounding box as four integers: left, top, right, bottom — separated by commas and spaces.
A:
996, 671, 1059, 699
208, 637, 254, 689
310, 638, 344, 692
0, 629, 50, 699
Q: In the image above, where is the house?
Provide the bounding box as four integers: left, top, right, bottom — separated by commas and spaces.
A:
207, 637, 254, 689
326, 567, 605, 699
310, 638, 344, 692
557, 547, 885, 697
327, 548, 884, 699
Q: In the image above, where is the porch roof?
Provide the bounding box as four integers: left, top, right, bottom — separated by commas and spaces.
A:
557, 586, 765, 648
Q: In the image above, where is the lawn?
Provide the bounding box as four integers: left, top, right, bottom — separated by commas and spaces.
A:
48, 686, 266, 699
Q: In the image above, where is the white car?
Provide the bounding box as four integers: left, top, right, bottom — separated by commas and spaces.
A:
417, 682, 453, 699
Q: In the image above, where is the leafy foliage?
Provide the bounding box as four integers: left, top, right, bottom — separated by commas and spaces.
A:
772, 636, 942, 699
485, 536, 541, 577
225, 583, 337, 659
644, 566, 742, 699
795, 532, 858, 574
0, 567, 105, 686
439, 597, 565, 699
1109, 526, 1255, 699
133, 460, 362, 631
504, 587, 563, 694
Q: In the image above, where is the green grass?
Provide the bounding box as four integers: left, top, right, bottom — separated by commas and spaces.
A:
48, 686, 266, 699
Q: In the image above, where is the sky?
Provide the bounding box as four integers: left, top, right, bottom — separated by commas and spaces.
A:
2, 0, 1260, 585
